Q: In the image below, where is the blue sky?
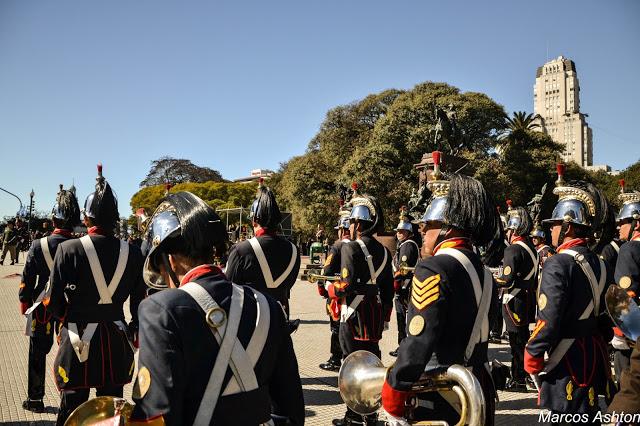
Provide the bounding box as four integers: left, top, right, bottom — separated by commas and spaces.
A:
1, 0, 638, 219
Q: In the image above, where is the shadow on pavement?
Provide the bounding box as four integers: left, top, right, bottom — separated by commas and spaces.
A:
298, 319, 329, 325
302, 376, 338, 387
303, 388, 343, 406
497, 395, 538, 410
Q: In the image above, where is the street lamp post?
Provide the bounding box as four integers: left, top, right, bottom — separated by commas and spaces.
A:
0, 186, 23, 214
28, 189, 34, 245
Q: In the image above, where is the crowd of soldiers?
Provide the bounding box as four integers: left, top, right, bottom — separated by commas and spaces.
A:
11, 156, 640, 426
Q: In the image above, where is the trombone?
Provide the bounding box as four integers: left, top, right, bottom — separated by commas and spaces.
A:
398, 262, 416, 274
307, 273, 340, 284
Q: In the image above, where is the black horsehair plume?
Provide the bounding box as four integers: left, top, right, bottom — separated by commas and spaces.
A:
512, 206, 533, 237
253, 178, 282, 230
55, 186, 81, 229
89, 163, 119, 229
164, 192, 227, 260
445, 174, 501, 248
567, 180, 614, 253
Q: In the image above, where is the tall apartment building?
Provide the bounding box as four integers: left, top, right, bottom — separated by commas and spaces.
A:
533, 56, 593, 167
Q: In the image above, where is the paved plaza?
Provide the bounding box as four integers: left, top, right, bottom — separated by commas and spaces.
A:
0, 255, 542, 425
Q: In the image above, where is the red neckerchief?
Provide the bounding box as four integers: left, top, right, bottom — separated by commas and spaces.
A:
433, 237, 472, 254
557, 238, 589, 253
632, 233, 640, 242
88, 226, 110, 236
52, 229, 73, 238
179, 264, 224, 287
511, 236, 526, 244
255, 228, 276, 237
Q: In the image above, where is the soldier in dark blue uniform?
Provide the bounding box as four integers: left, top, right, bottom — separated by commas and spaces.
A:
19, 186, 80, 413
531, 226, 554, 264
525, 167, 616, 422
327, 189, 393, 426
611, 180, 640, 382
496, 206, 537, 391
381, 158, 500, 426
47, 165, 146, 425
225, 179, 300, 320
130, 191, 304, 425
316, 206, 351, 372
389, 208, 420, 357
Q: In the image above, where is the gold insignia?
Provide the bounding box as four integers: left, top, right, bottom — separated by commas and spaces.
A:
513, 313, 520, 323
503, 266, 512, 276
133, 366, 151, 399
588, 387, 595, 406
529, 320, 546, 342
606, 381, 611, 400
538, 293, 547, 311
31, 319, 36, 332
409, 315, 425, 336
46, 322, 51, 335
129, 360, 135, 376
324, 254, 334, 267
411, 274, 441, 310
58, 366, 69, 383
342, 268, 349, 279
401, 255, 407, 262
620, 276, 632, 289
566, 380, 573, 401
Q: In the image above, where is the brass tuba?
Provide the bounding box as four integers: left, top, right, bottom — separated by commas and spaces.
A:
338, 350, 485, 426
65, 396, 134, 425
398, 262, 416, 274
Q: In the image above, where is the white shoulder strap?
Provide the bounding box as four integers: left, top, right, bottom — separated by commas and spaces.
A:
79, 236, 129, 304
248, 237, 298, 289
355, 239, 387, 285
40, 237, 54, 271
610, 241, 620, 254
514, 240, 539, 280
545, 250, 606, 373
436, 248, 491, 361
181, 283, 247, 426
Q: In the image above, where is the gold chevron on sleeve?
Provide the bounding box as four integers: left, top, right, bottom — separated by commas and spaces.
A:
411, 274, 440, 310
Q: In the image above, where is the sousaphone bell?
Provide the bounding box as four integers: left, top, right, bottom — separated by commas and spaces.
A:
65, 396, 134, 425
338, 350, 485, 426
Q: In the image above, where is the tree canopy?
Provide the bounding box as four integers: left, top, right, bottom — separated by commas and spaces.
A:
139, 156, 225, 187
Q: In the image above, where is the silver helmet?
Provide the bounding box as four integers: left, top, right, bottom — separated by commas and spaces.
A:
530, 228, 545, 239
616, 180, 640, 224
394, 207, 414, 233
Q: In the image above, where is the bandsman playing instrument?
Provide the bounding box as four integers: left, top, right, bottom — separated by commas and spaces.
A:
19, 186, 80, 413
327, 189, 393, 426
47, 165, 146, 425
381, 154, 499, 426
316, 204, 351, 372
525, 165, 616, 422
496, 205, 538, 391
611, 180, 640, 381
225, 179, 300, 319
390, 207, 420, 357
129, 191, 304, 425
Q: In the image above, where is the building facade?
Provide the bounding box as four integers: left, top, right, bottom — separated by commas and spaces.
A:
533, 56, 593, 167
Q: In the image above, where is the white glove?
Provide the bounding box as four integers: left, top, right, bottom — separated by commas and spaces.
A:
530, 373, 541, 392
381, 408, 410, 426
384, 321, 390, 331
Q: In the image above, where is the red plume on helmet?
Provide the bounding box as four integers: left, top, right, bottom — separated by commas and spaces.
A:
619, 179, 626, 194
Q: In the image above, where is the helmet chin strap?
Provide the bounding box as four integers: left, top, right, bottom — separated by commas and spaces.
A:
160, 252, 181, 288
557, 221, 570, 247
628, 218, 638, 242
434, 224, 450, 249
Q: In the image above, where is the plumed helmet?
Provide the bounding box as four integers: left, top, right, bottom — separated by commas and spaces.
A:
530, 227, 545, 239
143, 191, 226, 289
393, 206, 414, 233
346, 184, 384, 237
616, 179, 640, 224
51, 184, 81, 229
83, 164, 119, 229
248, 178, 282, 230
506, 206, 533, 236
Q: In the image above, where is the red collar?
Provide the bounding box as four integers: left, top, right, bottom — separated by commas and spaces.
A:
632, 233, 640, 242
511, 235, 526, 244
179, 264, 224, 287
433, 237, 472, 254
52, 229, 73, 238
255, 228, 276, 237
557, 238, 589, 252
88, 226, 111, 236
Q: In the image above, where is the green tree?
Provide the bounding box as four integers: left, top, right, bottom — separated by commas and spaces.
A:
140, 156, 225, 187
